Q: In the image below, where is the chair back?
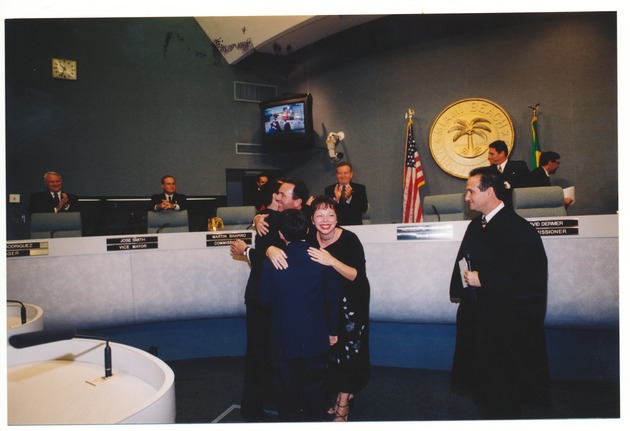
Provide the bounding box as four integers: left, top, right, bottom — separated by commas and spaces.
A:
216, 206, 256, 230
147, 210, 190, 233
30, 212, 82, 239
422, 193, 468, 222
362, 202, 371, 225
512, 186, 567, 218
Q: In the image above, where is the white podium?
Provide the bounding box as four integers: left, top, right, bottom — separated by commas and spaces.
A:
6, 302, 44, 335
7, 338, 176, 424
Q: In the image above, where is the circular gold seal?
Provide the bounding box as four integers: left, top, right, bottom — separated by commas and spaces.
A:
429, 98, 515, 179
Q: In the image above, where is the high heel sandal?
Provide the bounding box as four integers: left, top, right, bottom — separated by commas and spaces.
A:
332, 404, 349, 422
328, 397, 341, 415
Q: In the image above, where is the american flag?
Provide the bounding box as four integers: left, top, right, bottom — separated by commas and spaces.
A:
402, 117, 425, 223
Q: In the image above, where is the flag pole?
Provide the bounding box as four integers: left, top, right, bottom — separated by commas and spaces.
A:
529, 103, 540, 168
402, 107, 425, 223
403, 108, 414, 181
404, 107, 414, 177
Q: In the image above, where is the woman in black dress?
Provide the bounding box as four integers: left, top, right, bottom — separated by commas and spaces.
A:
307, 196, 371, 422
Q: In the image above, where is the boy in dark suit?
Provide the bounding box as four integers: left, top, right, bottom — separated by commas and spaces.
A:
259, 209, 340, 422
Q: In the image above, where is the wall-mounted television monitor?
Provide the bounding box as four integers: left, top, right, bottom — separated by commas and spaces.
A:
260, 93, 313, 152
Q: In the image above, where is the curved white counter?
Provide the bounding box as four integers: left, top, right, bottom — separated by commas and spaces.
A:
7, 338, 175, 424
5, 215, 619, 330
6, 302, 44, 335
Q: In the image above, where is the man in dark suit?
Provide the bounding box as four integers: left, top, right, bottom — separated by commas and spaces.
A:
254, 173, 269, 211
231, 181, 283, 422
150, 175, 187, 211
324, 162, 368, 226
230, 178, 310, 421
449, 166, 550, 419
529, 151, 574, 206
259, 209, 340, 422
28, 171, 78, 213
528, 151, 557, 187
487, 140, 529, 208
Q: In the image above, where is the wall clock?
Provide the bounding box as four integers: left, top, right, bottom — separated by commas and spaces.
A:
51, 58, 77, 80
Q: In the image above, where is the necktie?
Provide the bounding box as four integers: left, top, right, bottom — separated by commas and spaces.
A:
52, 192, 60, 206
168, 195, 172, 202
481, 215, 487, 228
498, 165, 503, 173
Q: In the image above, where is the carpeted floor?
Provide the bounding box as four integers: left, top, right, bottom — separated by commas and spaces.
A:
166, 356, 620, 423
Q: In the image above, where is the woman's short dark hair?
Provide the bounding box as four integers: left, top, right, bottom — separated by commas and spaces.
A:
310, 195, 337, 213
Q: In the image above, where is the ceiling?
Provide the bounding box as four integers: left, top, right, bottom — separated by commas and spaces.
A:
195, 15, 384, 65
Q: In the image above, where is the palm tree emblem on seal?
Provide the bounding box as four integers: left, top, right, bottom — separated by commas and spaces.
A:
448, 118, 491, 158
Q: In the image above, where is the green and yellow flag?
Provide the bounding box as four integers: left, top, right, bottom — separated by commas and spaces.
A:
531, 112, 540, 168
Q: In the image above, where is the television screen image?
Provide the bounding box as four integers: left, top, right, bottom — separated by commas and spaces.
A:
263, 102, 306, 136
260, 93, 313, 151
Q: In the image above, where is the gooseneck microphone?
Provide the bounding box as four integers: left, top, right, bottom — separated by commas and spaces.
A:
431, 205, 441, 222
9, 329, 113, 378
8, 328, 75, 348
156, 223, 171, 233
7, 300, 27, 324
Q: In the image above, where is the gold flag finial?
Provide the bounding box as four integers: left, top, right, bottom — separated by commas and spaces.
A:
405, 108, 415, 120
528, 103, 540, 117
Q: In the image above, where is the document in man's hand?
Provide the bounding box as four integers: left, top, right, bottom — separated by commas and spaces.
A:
458, 257, 468, 287
563, 186, 575, 205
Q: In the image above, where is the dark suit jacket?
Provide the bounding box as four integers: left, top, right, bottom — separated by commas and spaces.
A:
244, 209, 283, 304
324, 182, 368, 226
28, 190, 78, 214
259, 240, 340, 360
492, 160, 530, 188
528, 166, 551, 187
244, 206, 316, 305
449, 207, 550, 413
150, 192, 187, 210
490, 160, 529, 207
